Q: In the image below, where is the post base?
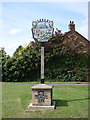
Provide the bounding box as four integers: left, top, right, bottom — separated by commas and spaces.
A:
26, 101, 55, 111
41, 79, 44, 84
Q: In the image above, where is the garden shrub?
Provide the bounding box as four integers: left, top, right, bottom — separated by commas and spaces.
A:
1, 31, 89, 82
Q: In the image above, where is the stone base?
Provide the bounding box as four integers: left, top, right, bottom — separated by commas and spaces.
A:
31, 84, 53, 106
26, 101, 55, 111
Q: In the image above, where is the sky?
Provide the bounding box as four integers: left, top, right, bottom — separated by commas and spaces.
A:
0, 2, 88, 56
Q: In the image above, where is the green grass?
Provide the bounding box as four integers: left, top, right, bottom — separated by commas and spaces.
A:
2, 84, 89, 118
0, 84, 2, 120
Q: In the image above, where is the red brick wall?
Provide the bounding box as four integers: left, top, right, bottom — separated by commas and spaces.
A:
63, 30, 89, 53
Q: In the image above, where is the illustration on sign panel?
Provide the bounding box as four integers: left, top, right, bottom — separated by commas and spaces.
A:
32, 19, 53, 42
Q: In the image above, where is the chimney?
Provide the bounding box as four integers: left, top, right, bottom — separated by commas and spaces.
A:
68, 21, 75, 31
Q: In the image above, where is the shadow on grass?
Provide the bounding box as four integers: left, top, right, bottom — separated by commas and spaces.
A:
54, 98, 89, 107
54, 99, 68, 107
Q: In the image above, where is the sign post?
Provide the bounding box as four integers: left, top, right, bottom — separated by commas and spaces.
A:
41, 42, 44, 83
27, 19, 55, 111
32, 19, 53, 84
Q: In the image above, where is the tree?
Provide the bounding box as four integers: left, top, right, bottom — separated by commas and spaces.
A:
1, 29, 89, 82
1, 48, 10, 81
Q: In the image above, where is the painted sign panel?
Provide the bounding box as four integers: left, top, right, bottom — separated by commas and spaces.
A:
32, 19, 53, 42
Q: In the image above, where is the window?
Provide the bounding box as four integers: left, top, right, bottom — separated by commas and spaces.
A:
68, 34, 78, 40
79, 42, 85, 47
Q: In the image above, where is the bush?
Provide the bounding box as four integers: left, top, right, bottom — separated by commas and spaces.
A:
1, 32, 89, 82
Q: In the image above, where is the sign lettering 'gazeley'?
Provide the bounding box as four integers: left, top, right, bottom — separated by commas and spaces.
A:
32, 19, 54, 83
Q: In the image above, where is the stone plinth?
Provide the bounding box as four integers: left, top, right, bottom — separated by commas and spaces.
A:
32, 84, 53, 106
27, 84, 55, 110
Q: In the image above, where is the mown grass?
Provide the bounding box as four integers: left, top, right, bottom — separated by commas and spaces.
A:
0, 84, 2, 120
2, 83, 89, 118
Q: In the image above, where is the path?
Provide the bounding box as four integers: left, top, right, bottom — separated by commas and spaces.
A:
0, 82, 89, 85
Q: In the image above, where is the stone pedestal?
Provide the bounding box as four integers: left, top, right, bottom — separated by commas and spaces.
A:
27, 84, 55, 111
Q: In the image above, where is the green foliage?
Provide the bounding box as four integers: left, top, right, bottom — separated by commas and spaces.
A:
1, 32, 89, 82
1, 48, 10, 81
45, 55, 88, 82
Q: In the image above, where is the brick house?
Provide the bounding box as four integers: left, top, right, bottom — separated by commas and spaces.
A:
62, 21, 90, 54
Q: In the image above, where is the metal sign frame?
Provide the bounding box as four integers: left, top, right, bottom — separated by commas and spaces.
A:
32, 19, 54, 42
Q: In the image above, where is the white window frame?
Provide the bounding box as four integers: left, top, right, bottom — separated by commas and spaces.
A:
68, 34, 78, 40
79, 42, 85, 47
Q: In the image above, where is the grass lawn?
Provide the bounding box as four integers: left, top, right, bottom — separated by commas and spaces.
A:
2, 83, 88, 118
